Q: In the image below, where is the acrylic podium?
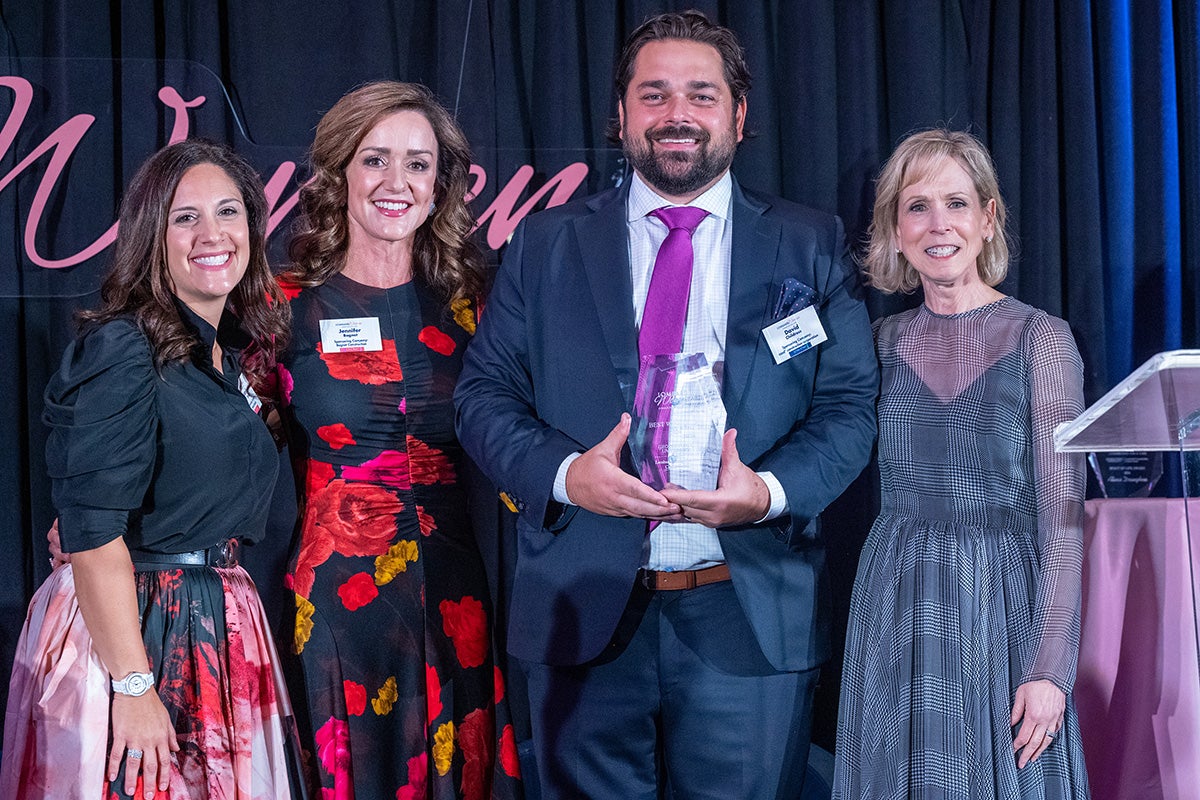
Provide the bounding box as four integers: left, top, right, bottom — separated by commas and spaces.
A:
1055, 350, 1200, 800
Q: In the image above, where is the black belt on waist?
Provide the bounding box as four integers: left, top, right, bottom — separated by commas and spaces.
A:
128, 538, 240, 571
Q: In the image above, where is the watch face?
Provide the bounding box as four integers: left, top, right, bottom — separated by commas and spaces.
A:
118, 673, 153, 696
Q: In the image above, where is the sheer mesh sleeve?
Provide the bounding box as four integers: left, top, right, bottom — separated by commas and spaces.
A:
1020, 313, 1086, 692
43, 320, 158, 553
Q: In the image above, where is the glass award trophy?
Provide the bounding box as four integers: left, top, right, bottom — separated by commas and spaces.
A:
630, 353, 726, 491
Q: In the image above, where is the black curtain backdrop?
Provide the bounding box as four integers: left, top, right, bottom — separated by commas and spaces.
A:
2, 0, 1197, 753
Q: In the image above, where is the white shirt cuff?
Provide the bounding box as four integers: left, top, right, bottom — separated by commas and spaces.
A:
553, 452, 583, 505
756, 470, 788, 523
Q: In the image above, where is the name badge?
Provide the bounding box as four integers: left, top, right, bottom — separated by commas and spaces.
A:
761, 305, 828, 364
237, 372, 263, 414
319, 317, 383, 353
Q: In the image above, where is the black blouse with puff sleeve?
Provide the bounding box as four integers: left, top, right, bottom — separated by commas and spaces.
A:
44, 304, 278, 555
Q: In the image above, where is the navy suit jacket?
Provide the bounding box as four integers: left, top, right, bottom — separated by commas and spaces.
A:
454, 177, 878, 670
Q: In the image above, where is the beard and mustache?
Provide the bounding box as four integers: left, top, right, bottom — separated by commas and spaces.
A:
622, 121, 739, 198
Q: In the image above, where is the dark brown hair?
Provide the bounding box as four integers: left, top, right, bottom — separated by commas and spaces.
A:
606, 10, 753, 143
81, 139, 289, 388
285, 81, 484, 304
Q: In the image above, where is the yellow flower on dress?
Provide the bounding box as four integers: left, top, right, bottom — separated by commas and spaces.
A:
433, 720, 456, 775
375, 540, 419, 585
372, 676, 399, 716
451, 297, 476, 334
293, 595, 315, 654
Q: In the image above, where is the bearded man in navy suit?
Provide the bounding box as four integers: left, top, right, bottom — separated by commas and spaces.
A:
455, 11, 877, 799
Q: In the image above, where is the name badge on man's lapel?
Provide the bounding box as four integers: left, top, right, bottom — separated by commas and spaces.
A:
319, 317, 383, 353
762, 306, 828, 364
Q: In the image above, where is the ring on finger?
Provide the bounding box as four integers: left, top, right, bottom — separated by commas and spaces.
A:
126, 748, 144, 759
1044, 731, 1055, 740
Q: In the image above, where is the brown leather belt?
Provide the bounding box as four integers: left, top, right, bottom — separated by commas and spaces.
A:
639, 564, 731, 591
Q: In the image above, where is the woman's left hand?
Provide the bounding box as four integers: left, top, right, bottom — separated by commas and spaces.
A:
1011, 679, 1065, 768
47, 518, 71, 568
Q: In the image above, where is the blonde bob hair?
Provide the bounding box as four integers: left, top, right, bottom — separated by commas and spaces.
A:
864, 128, 1010, 294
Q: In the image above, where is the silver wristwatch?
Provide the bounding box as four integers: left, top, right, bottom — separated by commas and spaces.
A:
111, 671, 155, 697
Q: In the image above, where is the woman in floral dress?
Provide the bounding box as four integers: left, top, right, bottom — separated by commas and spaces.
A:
275, 82, 521, 800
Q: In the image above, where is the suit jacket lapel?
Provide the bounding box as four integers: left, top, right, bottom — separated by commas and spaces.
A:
574, 185, 638, 382
723, 180, 780, 430
569, 180, 784, 424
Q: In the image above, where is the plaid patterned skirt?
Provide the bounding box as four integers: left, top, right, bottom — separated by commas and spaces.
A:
833, 514, 1091, 800
1, 561, 307, 799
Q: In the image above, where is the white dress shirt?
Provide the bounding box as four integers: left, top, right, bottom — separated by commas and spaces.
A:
554, 171, 787, 571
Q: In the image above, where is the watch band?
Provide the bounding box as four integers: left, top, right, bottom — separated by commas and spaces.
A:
111, 671, 155, 697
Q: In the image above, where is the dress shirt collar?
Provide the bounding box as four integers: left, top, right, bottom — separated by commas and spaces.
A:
626, 170, 733, 224
173, 298, 249, 356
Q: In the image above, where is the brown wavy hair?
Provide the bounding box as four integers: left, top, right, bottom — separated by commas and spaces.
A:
285, 81, 484, 303
80, 139, 290, 389
864, 128, 1011, 294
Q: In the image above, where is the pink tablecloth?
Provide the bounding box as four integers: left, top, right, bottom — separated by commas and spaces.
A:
1077, 498, 1200, 800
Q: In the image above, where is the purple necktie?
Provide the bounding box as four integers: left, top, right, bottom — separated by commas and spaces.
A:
639, 206, 710, 356
636, 206, 709, 490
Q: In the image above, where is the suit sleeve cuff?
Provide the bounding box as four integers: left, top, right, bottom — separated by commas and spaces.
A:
755, 470, 788, 524
553, 452, 583, 505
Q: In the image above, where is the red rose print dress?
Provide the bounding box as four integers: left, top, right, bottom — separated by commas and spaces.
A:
278, 272, 521, 800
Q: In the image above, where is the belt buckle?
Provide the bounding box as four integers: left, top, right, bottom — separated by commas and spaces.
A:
213, 538, 239, 569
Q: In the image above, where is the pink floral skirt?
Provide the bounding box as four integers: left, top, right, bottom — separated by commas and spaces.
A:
0, 562, 307, 799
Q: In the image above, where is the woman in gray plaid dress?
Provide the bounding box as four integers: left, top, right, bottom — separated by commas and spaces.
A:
833, 130, 1090, 800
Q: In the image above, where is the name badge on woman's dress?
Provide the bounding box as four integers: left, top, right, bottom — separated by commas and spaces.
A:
319, 317, 383, 353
